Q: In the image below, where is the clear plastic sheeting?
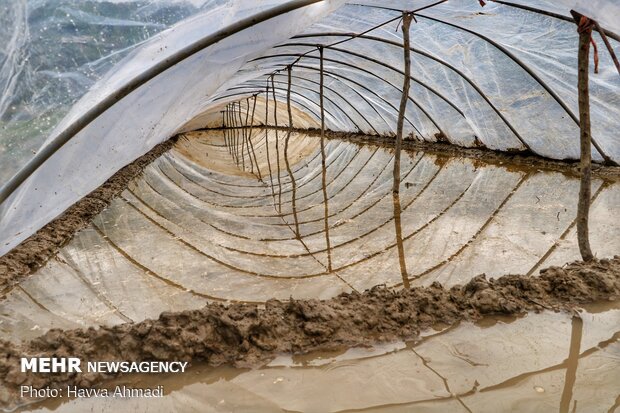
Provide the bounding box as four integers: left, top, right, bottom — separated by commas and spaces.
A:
0, 0, 343, 256
0, 0, 202, 182
0, 0, 619, 258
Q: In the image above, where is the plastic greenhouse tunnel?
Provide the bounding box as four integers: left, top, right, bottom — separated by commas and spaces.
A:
0, 1, 619, 411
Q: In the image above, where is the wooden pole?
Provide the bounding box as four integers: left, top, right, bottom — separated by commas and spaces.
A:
394, 12, 414, 285
233, 102, 240, 165
285, 65, 301, 239
237, 101, 246, 170
246, 95, 262, 180
574, 13, 595, 261
243, 98, 251, 172
394, 13, 413, 196
270, 75, 283, 213
319, 46, 332, 272
265, 84, 276, 200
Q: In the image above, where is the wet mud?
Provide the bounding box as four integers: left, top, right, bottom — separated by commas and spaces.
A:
220, 126, 620, 181
0, 139, 177, 294
1, 256, 619, 408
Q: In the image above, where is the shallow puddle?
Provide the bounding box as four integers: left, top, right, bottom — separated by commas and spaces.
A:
3, 129, 620, 412
16, 308, 620, 412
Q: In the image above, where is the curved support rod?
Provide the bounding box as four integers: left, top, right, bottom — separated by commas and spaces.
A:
296, 64, 418, 134
289, 65, 435, 138
414, 12, 615, 161
262, 75, 378, 134
265, 74, 381, 135
213, 88, 337, 128
242, 80, 365, 132
490, 0, 619, 41
350, 2, 613, 163
290, 34, 530, 148
254, 51, 465, 117
213, 71, 426, 140
253, 53, 461, 139
215, 91, 322, 125
282, 45, 459, 140
252, 57, 437, 138
326, 44, 528, 147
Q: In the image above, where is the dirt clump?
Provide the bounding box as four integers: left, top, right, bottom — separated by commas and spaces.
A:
1, 256, 618, 408
0, 138, 177, 294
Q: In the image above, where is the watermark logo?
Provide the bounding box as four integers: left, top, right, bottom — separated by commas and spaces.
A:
20, 357, 188, 374
21, 358, 81, 373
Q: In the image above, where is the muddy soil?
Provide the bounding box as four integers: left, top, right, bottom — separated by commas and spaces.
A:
215, 126, 620, 181
0, 138, 177, 294
1, 256, 618, 408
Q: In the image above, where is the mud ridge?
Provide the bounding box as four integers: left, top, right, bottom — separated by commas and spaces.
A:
208, 126, 620, 181
0, 138, 177, 294
1, 257, 619, 408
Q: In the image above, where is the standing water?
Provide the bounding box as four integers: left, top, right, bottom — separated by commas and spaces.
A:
3, 129, 619, 412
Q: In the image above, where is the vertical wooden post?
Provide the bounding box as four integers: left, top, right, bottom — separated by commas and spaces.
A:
237, 101, 246, 170
232, 102, 239, 165
243, 98, 251, 172
226, 105, 232, 155
285, 65, 301, 239
319, 46, 333, 272
394, 13, 413, 196
223, 108, 228, 152
265, 84, 276, 200
287, 66, 294, 132
246, 95, 262, 180
271, 75, 283, 213
574, 13, 594, 261
394, 12, 413, 286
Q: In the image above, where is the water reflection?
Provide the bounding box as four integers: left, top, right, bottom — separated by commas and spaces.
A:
284, 130, 301, 240
18, 309, 620, 413
2, 128, 619, 324
3, 128, 620, 412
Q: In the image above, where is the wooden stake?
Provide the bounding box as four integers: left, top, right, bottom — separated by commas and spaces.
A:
394, 12, 414, 285
394, 13, 413, 196
246, 95, 262, 180
265, 84, 276, 200
319, 46, 332, 272
575, 13, 594, 261
270, 75, 282, 213
285, 66, 301, 239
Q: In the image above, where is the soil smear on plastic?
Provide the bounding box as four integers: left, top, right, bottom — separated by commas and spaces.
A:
0, 138, 177, 294
1, 256, 619, 408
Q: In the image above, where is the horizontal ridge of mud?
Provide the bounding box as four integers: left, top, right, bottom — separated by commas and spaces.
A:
0, 138, 177, 294
209, 126, 620, 181
2, 257, 619, 407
